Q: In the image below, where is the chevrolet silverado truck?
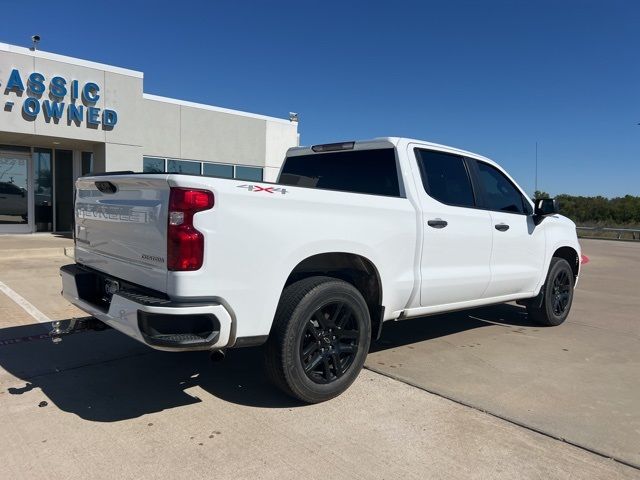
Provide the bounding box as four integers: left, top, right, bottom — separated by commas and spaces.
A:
61, 138, 581, 403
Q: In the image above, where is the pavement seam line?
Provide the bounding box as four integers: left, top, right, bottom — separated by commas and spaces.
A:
364, 365, 640, 472
0, 280, 51, 324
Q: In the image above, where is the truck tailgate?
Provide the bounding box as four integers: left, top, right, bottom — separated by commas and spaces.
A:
74, 175, 170, 293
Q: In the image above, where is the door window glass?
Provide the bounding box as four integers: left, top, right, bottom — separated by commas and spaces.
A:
415, 149, 475, 207
476, 162, 526, 214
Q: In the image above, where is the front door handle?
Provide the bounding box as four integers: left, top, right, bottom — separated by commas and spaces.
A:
427, 219, 448, 229
495, 223, 510, 232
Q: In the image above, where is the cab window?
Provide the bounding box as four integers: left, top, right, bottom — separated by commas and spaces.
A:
476, 161, 529, 214
414, 149, 475, 208
280, 148, 401, 197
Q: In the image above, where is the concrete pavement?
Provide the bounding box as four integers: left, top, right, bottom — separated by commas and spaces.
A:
0, 328, 636, 480
367, 239, 640, 467
0, 235, 638, 479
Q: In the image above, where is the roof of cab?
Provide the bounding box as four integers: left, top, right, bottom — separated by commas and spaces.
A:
286, 137, 498, 167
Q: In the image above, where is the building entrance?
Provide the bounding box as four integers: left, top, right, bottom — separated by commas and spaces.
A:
0, 147, 30, 233
0, 146, 78, 233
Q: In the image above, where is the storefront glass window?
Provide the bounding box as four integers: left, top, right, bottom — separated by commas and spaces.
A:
203, 163, 234, 178
235, 166, 263, 181
143, 157, 165, 173
54, 150, 74, 232
0, 148, 29, 226
81, 152, 94, 176
167, 159, 201, 175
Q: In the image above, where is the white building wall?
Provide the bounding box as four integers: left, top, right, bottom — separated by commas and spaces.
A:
141, 99, 181, 158
179, 105, 266, 166
142, 94, 298, 171
264, 120, 299, 182
0, 42, 298, 176
99, 144, 144, 172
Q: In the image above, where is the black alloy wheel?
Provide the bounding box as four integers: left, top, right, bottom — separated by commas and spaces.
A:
300, 301, 359, 384
265, 276, 372, 403
551, 269, 571, 316
527, 257, 575, 326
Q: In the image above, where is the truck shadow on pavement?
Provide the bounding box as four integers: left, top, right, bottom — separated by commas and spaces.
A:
0, 303, 534, 422
370, 303, 535, 353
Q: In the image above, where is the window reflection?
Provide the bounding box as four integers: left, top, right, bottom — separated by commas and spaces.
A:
167, 159, 200, 175
0, 152, 29, 225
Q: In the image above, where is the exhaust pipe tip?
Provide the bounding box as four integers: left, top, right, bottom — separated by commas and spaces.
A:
210, 350, 226, 362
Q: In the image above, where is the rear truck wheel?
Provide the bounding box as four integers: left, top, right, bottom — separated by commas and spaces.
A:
264, 276, 371, 403
527, 257, 574, 326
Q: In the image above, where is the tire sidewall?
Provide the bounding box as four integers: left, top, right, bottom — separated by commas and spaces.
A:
283, 281, 371, 401
542, 258, 574, 326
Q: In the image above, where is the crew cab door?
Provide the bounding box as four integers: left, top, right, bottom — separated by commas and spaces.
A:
469, 159, 546, 297
410, 147, 493, 307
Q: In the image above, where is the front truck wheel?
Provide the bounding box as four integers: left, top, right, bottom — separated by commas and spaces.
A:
264, 276, 372, 403
527, 257, 575, 326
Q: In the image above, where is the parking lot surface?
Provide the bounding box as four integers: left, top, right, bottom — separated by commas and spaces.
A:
368, 239, 640, 467
0, 235, 638, 479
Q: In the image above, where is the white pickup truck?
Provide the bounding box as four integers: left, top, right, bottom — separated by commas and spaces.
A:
61, 137, 581, 403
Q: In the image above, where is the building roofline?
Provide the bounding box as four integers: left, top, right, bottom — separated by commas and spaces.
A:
143, 93, 293, 124
0, 41, 293, 124
0, 42, 144, 78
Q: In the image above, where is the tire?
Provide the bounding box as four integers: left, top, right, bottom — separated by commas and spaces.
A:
264, 276, 372, 403
527, 257, 574, 326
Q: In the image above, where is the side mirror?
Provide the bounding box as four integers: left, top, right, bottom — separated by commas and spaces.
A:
534, 198, 559, 217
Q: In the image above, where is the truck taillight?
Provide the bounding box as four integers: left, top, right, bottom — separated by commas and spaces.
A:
167, 188, 214, 271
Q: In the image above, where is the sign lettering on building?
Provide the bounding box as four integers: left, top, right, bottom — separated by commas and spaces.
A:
1, 69, 118, 128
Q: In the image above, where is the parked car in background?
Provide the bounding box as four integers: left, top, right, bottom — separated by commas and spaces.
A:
0, 181, 27, 221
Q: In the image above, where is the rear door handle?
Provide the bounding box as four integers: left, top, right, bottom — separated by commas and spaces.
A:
495, 223, 510, 232
427, 219, 448, 229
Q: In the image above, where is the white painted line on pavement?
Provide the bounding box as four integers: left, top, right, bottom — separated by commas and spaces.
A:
0, 280, 51, 324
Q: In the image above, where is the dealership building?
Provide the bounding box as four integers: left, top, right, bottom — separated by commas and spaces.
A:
0, 41, 299, 233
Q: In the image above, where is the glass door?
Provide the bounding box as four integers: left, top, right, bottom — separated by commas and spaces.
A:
0, 149, 31, 233
54, 150, 74, 232
34, 148, 53, 232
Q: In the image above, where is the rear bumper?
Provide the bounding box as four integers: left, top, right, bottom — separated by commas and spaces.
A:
60, 264, 232, 351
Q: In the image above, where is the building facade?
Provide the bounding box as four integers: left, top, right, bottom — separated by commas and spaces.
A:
0, 42, 298, 233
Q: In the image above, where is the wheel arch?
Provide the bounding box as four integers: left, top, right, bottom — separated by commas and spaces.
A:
552, 246, 579, 279
283, 252, 384, 340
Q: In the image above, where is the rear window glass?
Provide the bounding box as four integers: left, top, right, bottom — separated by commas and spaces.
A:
279, 148, 400, 197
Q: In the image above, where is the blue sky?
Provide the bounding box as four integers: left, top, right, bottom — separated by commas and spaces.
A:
1, 0, 638, 196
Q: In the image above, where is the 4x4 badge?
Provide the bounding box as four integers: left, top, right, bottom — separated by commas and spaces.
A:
237, 184, 288, 194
